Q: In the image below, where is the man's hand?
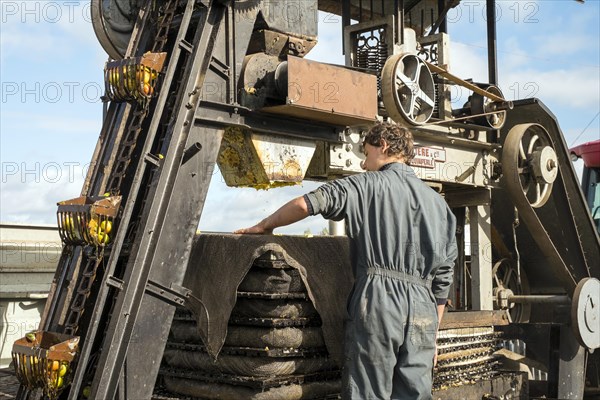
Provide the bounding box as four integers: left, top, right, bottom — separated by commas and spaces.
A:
234, 196, 309, 235
434, 302, 446, 368
234, 222, 272, 235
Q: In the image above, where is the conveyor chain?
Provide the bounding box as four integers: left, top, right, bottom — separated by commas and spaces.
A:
62, 0, 179, 338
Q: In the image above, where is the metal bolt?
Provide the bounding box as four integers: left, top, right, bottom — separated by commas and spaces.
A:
345, 144, 353, 151
346, 159, 352, 167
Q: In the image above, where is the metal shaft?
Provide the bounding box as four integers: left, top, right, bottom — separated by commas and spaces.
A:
509, 294, 570, 305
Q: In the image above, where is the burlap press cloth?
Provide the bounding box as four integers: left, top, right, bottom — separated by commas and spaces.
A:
183, 233, 353, 367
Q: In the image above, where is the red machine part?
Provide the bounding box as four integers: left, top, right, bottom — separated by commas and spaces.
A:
571, 140, 600, 168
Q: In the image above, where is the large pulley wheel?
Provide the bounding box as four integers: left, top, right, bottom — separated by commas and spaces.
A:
571, 278, 600, 350
502, 124, 559, 208
381, 54, 436, 125
92, 0, 142, 60
492, 258, 531, 323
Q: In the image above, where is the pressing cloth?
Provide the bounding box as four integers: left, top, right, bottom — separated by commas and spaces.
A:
183, 234, 353, 366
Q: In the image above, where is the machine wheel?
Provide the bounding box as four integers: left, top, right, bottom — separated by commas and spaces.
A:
471, 85, 506, 129
492, 258, 531, 323
91, 0, 140, 60
381, 53, 436, 125
571, 277, 600, 350
502, 124, 559, 208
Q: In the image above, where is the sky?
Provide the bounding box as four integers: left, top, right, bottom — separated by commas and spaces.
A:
1, 0, 599, 234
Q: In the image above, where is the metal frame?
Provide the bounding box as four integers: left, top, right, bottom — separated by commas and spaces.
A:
19, 1, 598, 399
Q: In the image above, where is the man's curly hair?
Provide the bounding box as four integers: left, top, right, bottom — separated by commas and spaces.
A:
363, 122, 415, 163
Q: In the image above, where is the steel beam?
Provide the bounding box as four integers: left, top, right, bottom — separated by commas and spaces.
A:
88, 2, 227, 398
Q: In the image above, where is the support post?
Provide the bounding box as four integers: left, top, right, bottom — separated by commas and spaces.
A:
469, 201, 493, 310
486, 0, 498, 85
329, 220, 346, 236
558, 325, 586, 399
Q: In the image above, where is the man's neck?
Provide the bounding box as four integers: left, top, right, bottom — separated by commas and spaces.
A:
377, 157, 404, 170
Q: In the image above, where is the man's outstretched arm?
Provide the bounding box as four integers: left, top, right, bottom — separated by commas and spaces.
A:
235, 196, 309, 234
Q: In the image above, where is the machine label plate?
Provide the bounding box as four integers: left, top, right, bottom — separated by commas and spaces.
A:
412, 146, 447, 169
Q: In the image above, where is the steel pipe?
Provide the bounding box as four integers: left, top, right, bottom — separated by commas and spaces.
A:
509, 294, 570, 305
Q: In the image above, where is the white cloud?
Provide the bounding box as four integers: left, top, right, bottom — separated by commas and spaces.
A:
531, 32, 595, 58
0, 165, 85, 224
449, 41, 488, 81
449, 41, 600, 111
0, 2, 107, 69
501, 66, 600, 109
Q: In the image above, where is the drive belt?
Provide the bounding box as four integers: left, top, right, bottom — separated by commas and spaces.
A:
502, 123, 577, 292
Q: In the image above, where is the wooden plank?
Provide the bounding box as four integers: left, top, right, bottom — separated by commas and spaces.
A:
440, 310, 510, 329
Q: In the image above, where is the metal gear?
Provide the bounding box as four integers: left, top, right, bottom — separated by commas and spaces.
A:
381, 53, 436, 125
231, 0, 262, 13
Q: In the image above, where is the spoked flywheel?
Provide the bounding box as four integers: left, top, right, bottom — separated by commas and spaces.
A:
502, 124, 559, 208
492, 258, 531, 323
381, 53, 436, 125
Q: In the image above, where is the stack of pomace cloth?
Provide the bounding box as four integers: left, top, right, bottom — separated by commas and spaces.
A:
160, 234, 353, 399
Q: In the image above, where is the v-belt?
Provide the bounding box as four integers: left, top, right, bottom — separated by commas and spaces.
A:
367, 267, 433, 287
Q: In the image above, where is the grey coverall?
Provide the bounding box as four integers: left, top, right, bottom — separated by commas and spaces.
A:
304, 162, 457, 400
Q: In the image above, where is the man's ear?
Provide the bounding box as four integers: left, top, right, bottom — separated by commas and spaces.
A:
380, 139, 389, 154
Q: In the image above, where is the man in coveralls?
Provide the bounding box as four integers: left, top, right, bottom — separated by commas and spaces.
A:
236, 122, 457, 399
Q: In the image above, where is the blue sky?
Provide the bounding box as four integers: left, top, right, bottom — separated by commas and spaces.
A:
1, 0, 599, 233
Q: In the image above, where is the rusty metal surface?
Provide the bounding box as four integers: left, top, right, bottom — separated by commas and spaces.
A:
247, 30, 290, 57
247, 30, 318, 58
262, 56, 377, 126
217, 127, 316, 189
